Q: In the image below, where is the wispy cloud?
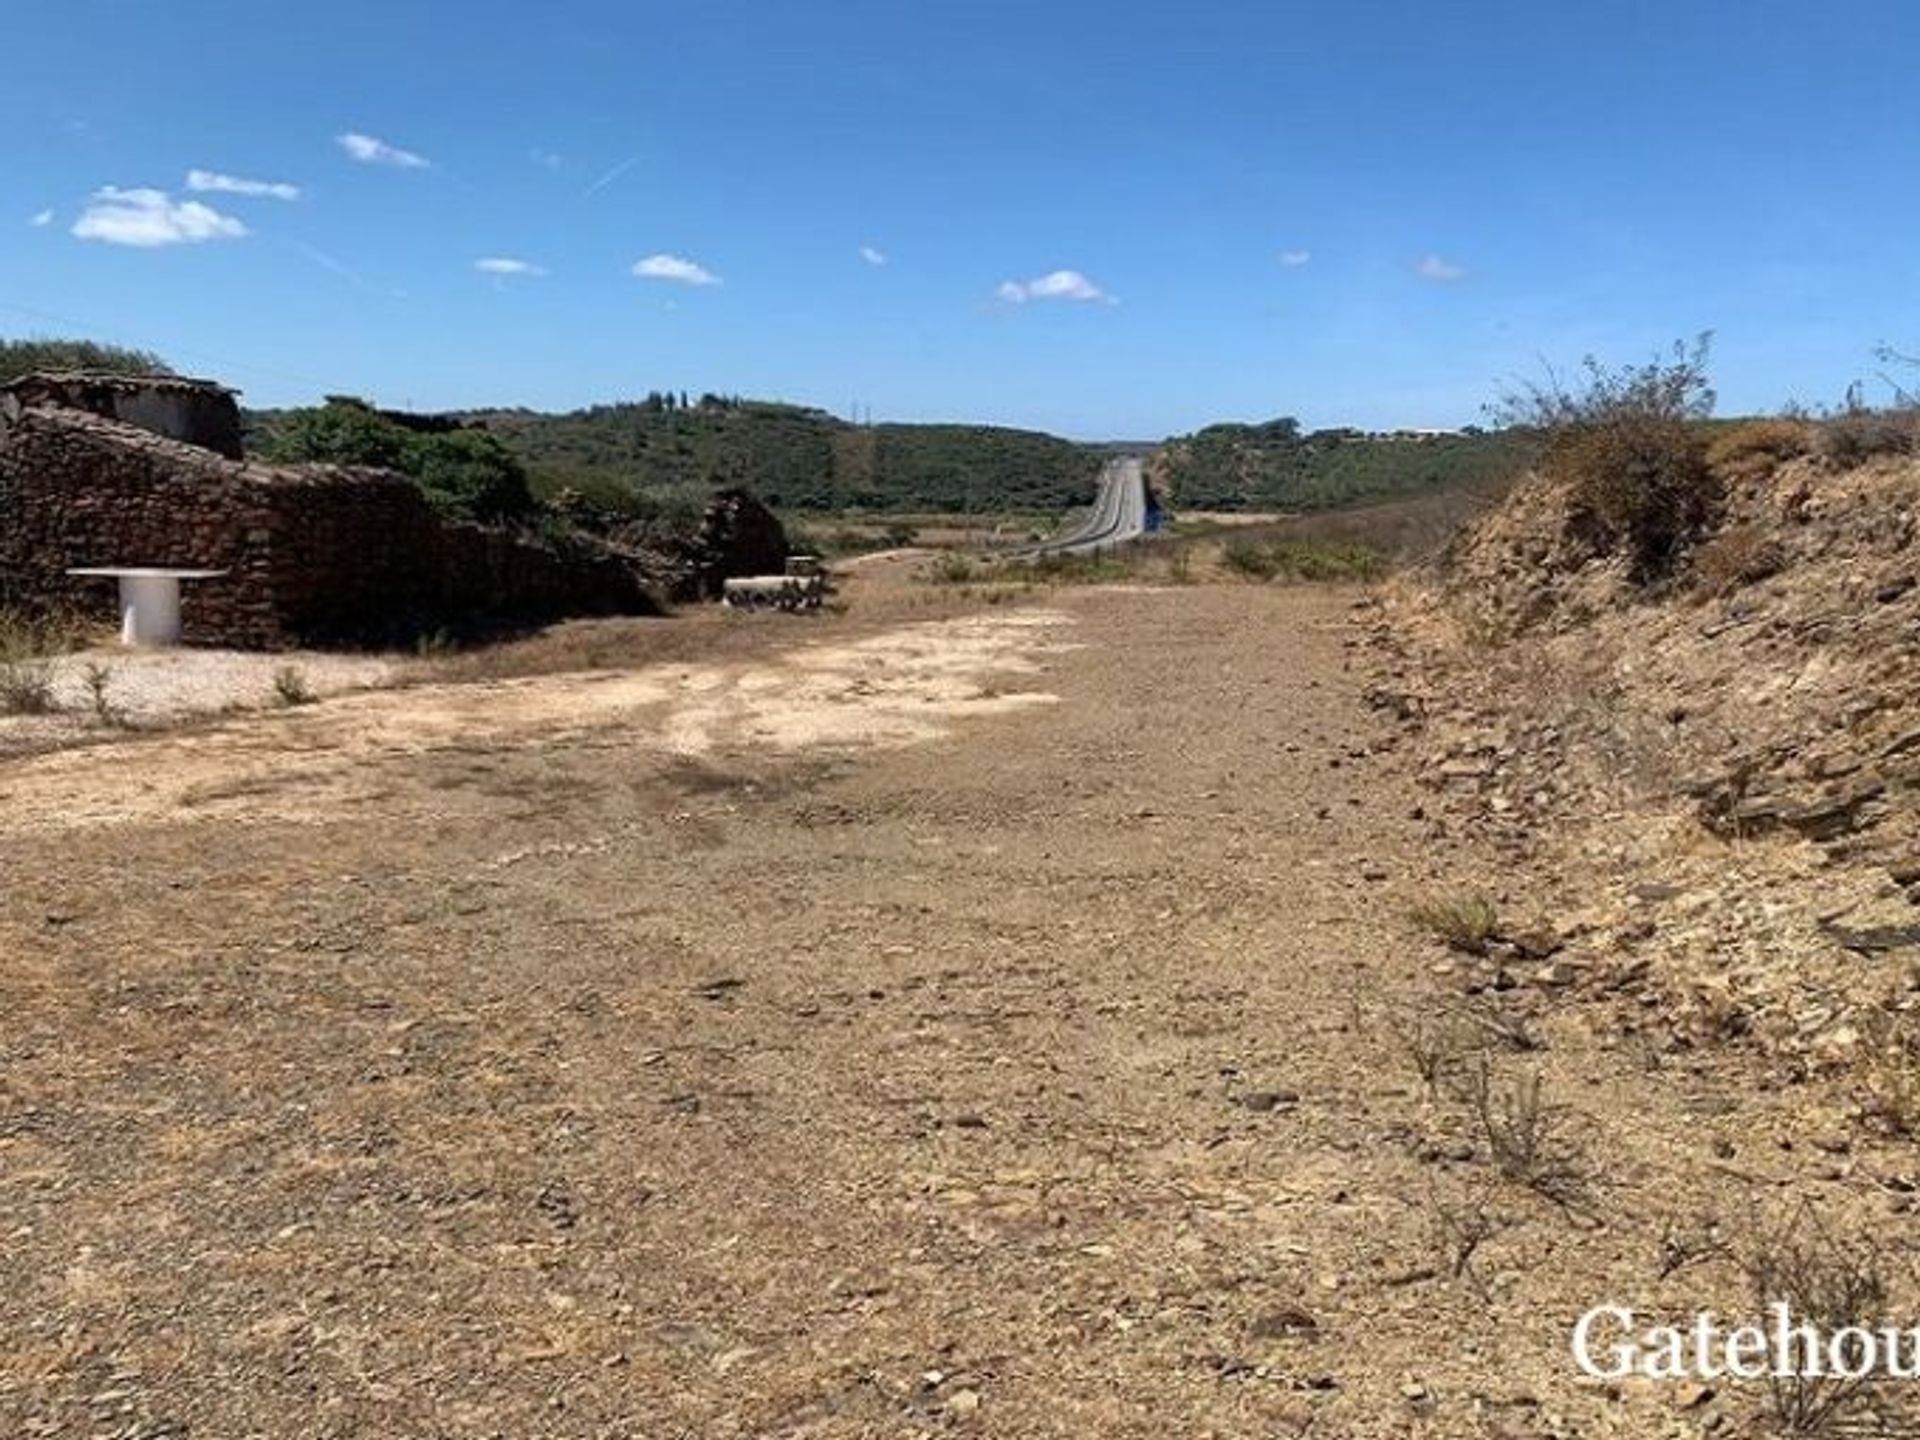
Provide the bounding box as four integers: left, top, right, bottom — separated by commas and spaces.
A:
859, 245, 888, 267
632, 253, 720, 286
476, 256, 547, 278
995, 269, 1115, 305
71, 187, 247, 247
1415, 253, 1467, 282
337, 132, 430, 169
29, 209, 54, 228
530, 148, 563, 170
583, 157, 637, 198
294, 241, 369, 289
187, 169, 301, 200
1277, 249, 1312, 268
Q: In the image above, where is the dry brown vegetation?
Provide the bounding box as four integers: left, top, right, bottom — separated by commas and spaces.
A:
1492, 336, 1720, 580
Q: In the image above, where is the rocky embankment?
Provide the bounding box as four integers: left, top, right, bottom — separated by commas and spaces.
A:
1368, 439, 1920, 1096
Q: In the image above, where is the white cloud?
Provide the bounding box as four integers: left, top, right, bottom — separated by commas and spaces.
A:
859, 244, 888, 267
530, 148, 563, 170
187, 169, 301, 200
632, 253, 720, 286
476, 256, 547, 277
995, 268, 1115, 305
29, 209, 54, 228
1277, 249, 1312, 268
1416, 253, 1467, 282
71, 187, 247, 247
337, 132, 430, 169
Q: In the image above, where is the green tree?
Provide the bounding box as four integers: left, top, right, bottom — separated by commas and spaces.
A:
263, 399, 410, 470
260, 398, 536, 525
409, 428, 536, 522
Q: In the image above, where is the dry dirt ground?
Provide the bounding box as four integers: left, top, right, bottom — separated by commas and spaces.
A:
2, 562, 1908, 1437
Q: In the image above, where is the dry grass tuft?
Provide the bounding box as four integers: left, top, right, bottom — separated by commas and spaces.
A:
0, 609, 89, 716
1706, 419, 1812, 484
1816, 408, 1920, 469
1408, 893, 1502, 955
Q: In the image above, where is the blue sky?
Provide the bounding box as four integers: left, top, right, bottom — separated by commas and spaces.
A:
5, 1, 1917, 438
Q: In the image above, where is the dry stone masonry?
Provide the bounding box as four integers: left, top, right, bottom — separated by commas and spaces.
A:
0, 374, 785, 647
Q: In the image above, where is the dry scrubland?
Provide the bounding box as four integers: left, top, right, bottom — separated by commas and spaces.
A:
3, 418, 1919, 1437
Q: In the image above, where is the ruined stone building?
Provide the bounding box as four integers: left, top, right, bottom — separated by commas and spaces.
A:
0, 373, 662, 647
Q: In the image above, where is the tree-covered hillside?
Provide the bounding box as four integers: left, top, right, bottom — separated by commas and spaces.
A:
464, 395, 1104, 516
1156, 419, 1530, 511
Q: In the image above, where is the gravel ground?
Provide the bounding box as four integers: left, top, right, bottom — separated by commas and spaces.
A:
3, 568, 1914, 1438
0, 645, 395, 757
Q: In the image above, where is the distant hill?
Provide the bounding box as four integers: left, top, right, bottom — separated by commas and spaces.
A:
1155, 419, 1530, 512
248, 391, 1534, 522
461, 396, 1105, 516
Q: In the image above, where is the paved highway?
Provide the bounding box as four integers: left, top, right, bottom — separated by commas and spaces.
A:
1020, 457, 1150, 557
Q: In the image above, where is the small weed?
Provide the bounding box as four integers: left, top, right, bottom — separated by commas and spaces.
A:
1396, 1010, 1473, 1097
1657, 1213, 1729, 1279
1857, 1009, 1920, 1139
1741, 1204, 1890, 1434
413, 627, 459, 658
272, 665, 317, 707
1462, 994, 1545, 1054
1428, 1190, 1512, 1300
81, 662, 125, 727
1459, 1058, 1588, 1205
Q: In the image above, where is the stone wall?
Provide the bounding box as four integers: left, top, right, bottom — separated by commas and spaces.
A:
683, 486, 791, 598
3, 372, 244, 459
0, 402, 657, 647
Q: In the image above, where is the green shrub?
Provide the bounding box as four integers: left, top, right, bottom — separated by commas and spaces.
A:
1221, 538, 1280, 579
1220, 537, 1383, 583
928, 552, 977, 584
